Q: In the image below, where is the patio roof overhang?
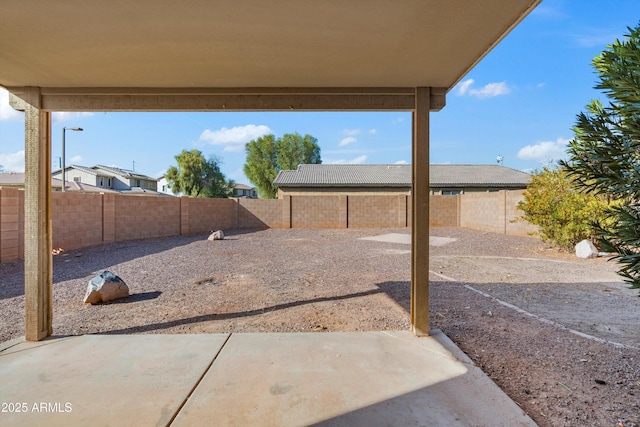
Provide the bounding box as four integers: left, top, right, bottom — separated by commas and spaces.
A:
0, 0, 541, 341
1, 0, 539, 110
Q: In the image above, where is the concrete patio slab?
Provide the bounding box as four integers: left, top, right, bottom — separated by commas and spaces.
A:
172, 330, 535, 426
0, 331, 535, 426
360, 233, 457, 246
0, 334, 229, 427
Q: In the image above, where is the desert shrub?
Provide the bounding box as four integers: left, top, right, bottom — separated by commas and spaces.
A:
518, 165, 611, 251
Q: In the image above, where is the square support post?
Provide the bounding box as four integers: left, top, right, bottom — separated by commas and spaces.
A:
411, 87, 430, 336
23, 95, 53, 341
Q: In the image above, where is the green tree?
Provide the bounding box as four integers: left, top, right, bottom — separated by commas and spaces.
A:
518, 165, 610, 251
561, 24, 640, 290
166, 149, 234, 198
244, 132, 321, 198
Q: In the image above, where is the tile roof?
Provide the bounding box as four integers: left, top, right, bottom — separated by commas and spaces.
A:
430, 164, 531, 187
273, 164, 530, 187
274, 164, 410, 187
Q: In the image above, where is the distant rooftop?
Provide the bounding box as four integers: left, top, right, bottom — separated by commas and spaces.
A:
273, 164, 531, 188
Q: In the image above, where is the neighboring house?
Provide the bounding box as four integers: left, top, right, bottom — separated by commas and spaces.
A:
157, 176, 178, 196
0, 172, 116, 193
50, 165, 166, 195
233, 183, 257, 198
51, 165, 116, 190
273, 164, 530, 198
429, 164, 531, 195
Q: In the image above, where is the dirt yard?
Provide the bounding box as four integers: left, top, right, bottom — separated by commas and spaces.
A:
0, 227, 638, 426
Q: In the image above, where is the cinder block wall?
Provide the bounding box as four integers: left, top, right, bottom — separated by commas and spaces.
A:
459, 190, 536, 237
183, 197, 236, 234
52, 192, 103, 250
114, 195, 181, 241
291, 196, 340, 228
460, 191, 504, 234
505, 190, 538, 236
0, 188, 23, 263
238, 198, 288, 229
0, 189, 537, 264
348, 195, 403, 227
429, 195, 459, 227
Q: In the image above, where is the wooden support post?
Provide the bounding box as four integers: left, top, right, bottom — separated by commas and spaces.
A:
411, 87, 430, 336
22, 91, 53, 341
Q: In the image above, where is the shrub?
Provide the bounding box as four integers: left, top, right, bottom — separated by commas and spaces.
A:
518, 165, 610, 251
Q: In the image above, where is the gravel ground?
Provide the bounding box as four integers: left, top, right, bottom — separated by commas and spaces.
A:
0, 227, 638, 426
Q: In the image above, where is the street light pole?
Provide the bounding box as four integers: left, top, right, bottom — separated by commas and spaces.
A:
61, 127, 83, 192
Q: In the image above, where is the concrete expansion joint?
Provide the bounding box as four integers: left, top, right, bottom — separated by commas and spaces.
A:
430, 270, 640, 352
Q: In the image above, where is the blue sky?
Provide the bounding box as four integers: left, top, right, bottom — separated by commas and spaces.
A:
1, 0, 639, 186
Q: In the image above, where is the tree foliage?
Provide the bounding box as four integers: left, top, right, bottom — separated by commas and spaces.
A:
165, 149, 234, 198
518, 165, 611, 251
244, 132, 321, 198
560, 24, 640, 290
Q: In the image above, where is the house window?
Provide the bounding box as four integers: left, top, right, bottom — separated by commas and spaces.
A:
441, 190, 461, 195
73, 176, 81, 182
134, 179, 141, 187
107, 178, 112, 187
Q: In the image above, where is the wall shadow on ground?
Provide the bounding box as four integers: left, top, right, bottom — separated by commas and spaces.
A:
0, 229, 266, 300
99, 289, 386, 335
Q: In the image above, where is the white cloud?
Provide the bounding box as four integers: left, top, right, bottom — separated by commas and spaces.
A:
457, 79, 475, 96
199, 124, 272, 152
394, 160, 408, 165
456, 79, 510, 98
517, 138, 570, 162
52, 112, 94, 122
0, 150, 25, 172
368, 129, 377, 135
69, 155, 83, 163
0, 89, 22, 121
339, 136, 357, 147
343, 129, 361, 136
327, 155, 367, 165
391, 117, 405, 124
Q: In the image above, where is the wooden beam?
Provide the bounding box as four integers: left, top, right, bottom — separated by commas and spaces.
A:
8, 86, 448, 112
23, 89, 53, 341
411, 87, 430, 336
41, 93, 415, 112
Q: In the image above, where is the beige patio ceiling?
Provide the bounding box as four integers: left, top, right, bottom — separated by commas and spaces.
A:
1, 0, 538, 92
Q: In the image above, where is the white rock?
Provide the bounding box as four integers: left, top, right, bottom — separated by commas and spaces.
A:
208, 230, 225, 241
84, 271, 129, 304
575, 239, 598, 259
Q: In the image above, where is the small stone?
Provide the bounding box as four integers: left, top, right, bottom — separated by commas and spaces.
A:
208, 230, 225, 241
576, 240, 598, 259
84, 271, 129, 304
594, 379, 606, 385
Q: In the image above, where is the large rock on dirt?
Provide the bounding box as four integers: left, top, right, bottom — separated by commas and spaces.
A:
208, 230, 225, 241
84, 271, 129, 304
575, 239, 598, 259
